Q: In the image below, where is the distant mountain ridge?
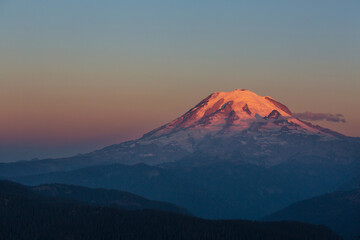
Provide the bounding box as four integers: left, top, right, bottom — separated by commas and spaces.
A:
12, 163, 234, 218
0, 180, 342, 240
11, 160, 357, 219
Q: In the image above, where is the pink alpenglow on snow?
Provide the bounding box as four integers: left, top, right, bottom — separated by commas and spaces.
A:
144, 89, 336, 140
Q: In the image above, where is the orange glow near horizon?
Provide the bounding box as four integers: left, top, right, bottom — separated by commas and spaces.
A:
1, 1, 359, 161
1, 71, 359, 162
1, 81, 359, 147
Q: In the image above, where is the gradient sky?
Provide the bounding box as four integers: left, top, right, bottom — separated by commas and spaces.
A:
1, 1, 359, 162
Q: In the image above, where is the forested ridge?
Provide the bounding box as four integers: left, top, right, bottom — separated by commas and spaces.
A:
0, 181, 341, 240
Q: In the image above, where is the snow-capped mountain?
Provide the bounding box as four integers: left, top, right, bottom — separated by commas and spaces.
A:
142, 89, 342, 142
145, 89, 317, 137
91, 89, 353, 167
1, 89, 357, 177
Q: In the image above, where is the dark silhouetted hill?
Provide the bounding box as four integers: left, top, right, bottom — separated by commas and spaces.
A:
263, 189, 360, 240
0, 180, 341, 240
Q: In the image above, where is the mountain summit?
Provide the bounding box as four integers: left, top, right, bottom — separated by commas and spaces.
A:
143, 89, 335, 140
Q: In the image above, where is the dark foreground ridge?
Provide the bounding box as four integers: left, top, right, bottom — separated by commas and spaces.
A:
0, 180, 341, 240
262, 188, 360, 240
30, 182, 191, 215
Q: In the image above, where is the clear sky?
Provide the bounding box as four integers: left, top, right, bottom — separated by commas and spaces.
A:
1, 0, 359, 162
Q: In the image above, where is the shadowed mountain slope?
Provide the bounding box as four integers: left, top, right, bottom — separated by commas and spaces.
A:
263, 189, 360, 240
